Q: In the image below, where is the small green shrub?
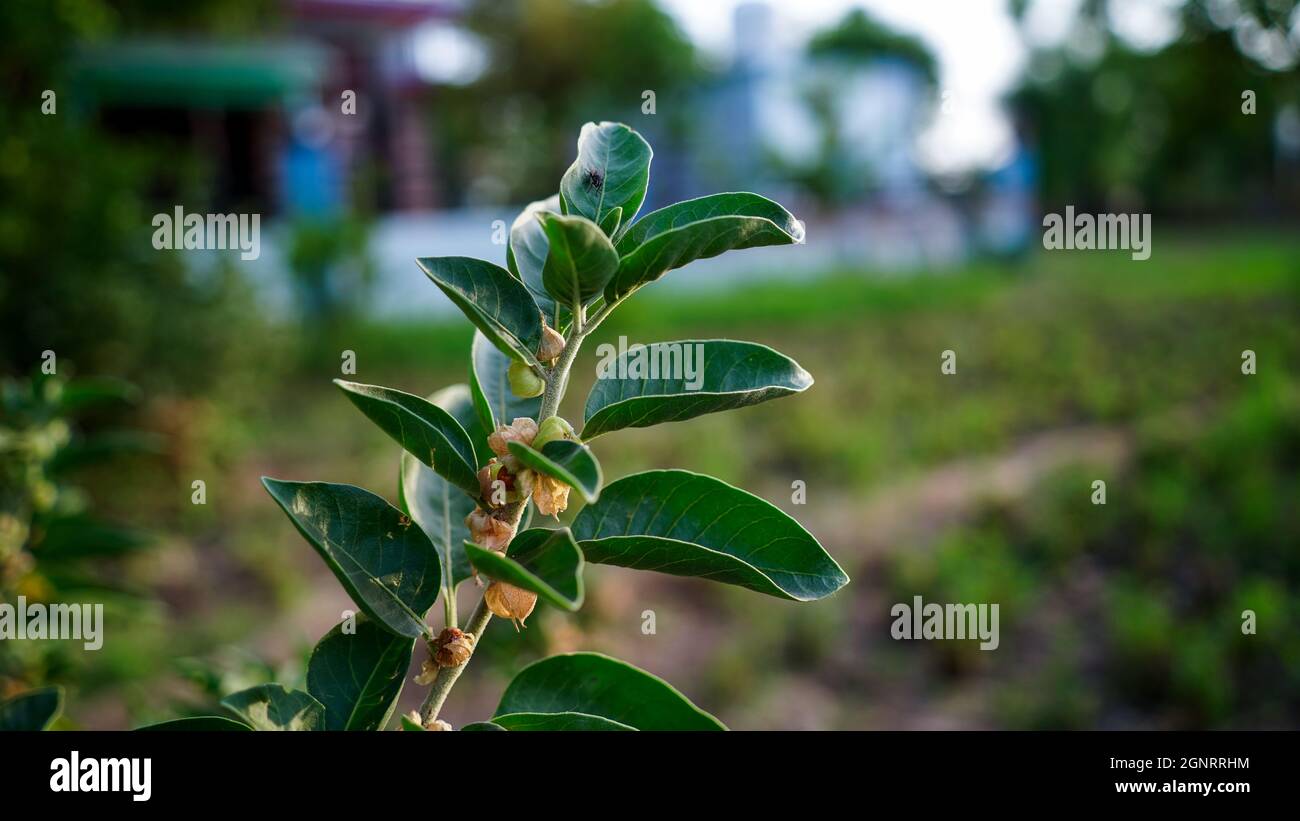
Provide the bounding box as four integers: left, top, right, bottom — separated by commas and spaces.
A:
159, 122, 848, 731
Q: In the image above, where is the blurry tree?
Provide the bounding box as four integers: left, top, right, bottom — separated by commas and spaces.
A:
807, 8, 938, 84
434, 0, 699, 204
0, 0, 279, 396
1007, 0, 1300, 214
0, 372, 159, 698
778, 9, 938, 206
285, 215, 374, 327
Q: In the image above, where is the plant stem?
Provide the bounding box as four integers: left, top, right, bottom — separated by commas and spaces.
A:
418, 594, 493, 724
539, 321, 585, 421
418, 324, 591, 726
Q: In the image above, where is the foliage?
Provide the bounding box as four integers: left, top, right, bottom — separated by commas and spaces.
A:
0, 0, 276, 396
1008, 0, 1300, 214
889, 387, 1300, 728
0, 373, 156, 695
285, 215, 375, 324
781, 9, 938, 205
180, 122, 847, 731
807, 8, 938, 85
0, 685, 64, 731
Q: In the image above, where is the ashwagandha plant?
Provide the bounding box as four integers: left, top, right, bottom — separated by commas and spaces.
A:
155, 121, 848, 732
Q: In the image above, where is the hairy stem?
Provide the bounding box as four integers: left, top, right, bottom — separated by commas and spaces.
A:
418, 594, 493, 725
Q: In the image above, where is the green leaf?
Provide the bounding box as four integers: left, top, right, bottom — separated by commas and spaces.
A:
571, 470, 848, 601
430, 381, 491, 468
582, 339, 813, 438
49, 430, 165, 473
417, 256, 543, 365
495, 652, 723, 730
469, 330, 541, 436
598, 205, 623, 238
464, 527, 584, 611
537, 212, 619, 309
506, 194, 562, 320
57, 377, 140, 412
460, 721, 507, 732
220, 684, 325, 731
307, 616, 415, 731
335, 379, 479, 498
0, 686, 62, 731
136, 716, 253, 731
489, 712, 635, 731
400, 714, 426, 731
399, 385, 481, 590
506, 439, 602, 503
36, 516, 150, 559
262, 478, 442, 637
560, 122, 652, 228
608, 192, 803, 300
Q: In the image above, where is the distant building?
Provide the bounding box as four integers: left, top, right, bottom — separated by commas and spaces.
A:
71, 0, 465, 216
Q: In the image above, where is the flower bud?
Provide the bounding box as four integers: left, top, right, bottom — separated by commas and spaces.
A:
433, 627, 475, 667
484, 580, 538, 628
488, 417, 538, 457
465, 507, 516, 551
507, 360, 544, 398
533, 416, 576, 450
537, 324, 566, 363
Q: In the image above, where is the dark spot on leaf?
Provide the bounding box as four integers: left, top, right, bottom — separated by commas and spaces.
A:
584, 168, 604, 190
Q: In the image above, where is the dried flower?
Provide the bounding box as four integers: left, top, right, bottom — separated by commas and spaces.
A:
488, 417, 539, 457
533, 473, 572, 517
465, 507, 516, 551
433, 627, 475, 667
537, 324, 566, 363
414, 658, 438, 686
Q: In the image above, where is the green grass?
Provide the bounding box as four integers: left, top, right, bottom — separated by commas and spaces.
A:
61, 230, 1300, 726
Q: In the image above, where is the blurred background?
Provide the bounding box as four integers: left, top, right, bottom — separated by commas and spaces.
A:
2, 0, 1298, 729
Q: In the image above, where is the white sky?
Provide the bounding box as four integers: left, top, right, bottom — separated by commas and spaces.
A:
656, 0, 1080, 174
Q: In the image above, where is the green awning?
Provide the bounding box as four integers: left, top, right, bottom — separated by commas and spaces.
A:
72, 40, 328, 109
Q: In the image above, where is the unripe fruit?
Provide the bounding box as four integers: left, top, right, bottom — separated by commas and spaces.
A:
533, 416, 576, 449
508, 360, 544, 398
484, 580, 538, 628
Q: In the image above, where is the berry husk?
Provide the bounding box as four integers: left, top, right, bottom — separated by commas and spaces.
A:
484, 580, 538, 628
507, 360, 544, 398
537, 324, 566, 363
